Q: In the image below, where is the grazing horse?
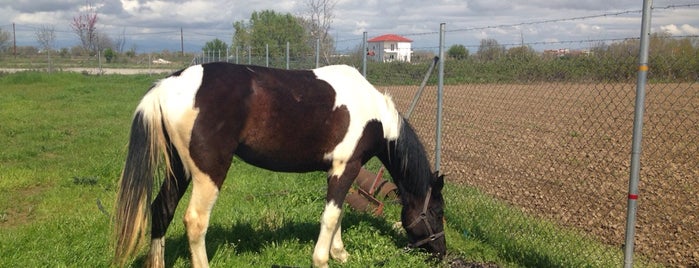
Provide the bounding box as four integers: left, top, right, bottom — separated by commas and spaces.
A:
113, 62, 446, 268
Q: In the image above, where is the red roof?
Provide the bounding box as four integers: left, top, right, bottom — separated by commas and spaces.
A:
367, 34, 412, 43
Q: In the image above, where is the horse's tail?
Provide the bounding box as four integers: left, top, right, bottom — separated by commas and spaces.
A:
113, 89, 171, 266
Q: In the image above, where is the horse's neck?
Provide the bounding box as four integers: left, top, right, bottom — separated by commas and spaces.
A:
378, 124, 431, 199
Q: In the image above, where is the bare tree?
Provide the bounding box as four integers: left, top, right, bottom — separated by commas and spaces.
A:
115, 28, 127, 53
302, 0, 338, 64
0, 28, 10, 52
35, 25, 56, 72
477, 38, 505, 62
36, 25, 56, 51
96, 31, 115, 51
70, 1, 99, 54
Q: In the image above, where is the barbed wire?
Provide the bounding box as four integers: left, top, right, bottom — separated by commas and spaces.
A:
447, 3, 699, 33
461, 35, 699, 49
2, 22, 230, 40
5, 3, 695, 41
2, 3, 697, 53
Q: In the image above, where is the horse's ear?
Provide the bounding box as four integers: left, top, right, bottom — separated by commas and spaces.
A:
433, 172, 444, 191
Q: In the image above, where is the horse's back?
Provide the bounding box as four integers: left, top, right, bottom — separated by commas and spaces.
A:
147, 62, 401, 173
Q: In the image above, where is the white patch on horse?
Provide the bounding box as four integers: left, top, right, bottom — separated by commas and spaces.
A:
330, 159, 346, 178
137, 65, 204, 176
313, 201, 343, 268
146, 237, 165, 268
160, 66, 203, 124
183, 168, 220, 268
313, 65, 402, 163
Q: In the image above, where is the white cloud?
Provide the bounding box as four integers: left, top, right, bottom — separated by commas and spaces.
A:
661, 24, 681, 35
353, 20, 368, 35
576, 23, 602, 34
475, 31, 488, 40
0, 0, 697, 52
661, 24, 699, 35
119, 0, 140, 12
680, 24, 699, 35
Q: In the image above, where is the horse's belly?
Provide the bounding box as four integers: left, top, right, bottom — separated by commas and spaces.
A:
234, 144, 331, 173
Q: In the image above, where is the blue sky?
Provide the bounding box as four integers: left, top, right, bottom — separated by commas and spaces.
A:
0, 0, 697, 53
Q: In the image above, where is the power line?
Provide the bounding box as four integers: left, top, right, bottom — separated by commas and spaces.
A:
127, 30, 181, 36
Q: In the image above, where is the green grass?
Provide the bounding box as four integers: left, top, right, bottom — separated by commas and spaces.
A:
0, 71, 656, 267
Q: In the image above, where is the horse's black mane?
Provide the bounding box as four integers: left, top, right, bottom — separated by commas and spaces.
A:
384, 118, 433, 199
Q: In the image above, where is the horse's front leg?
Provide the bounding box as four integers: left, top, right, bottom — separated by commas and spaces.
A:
313, 161, 359, 268
330, 223, 348, 262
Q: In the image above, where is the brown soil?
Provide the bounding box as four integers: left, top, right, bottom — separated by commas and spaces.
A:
380, 82, 699, 267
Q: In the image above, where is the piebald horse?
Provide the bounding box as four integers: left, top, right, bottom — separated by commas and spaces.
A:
113, 62, 446, 267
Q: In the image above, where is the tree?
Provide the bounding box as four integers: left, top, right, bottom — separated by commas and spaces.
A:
232, 10, 310, 62
300, 0, 338, 64
36, 25, 56, 72
447, 44, 468, 60
125, 45, 137, 58
36, 25, 56, 51
203, 38, 228, 53
96, 31, 115, 51
70, 1, 99, 53
115, 28, 127, 53
506, 45, 536, 61
232, 21, 251, 51
477, 38, 505, 61
0, 28, 10, 52
103, 47, 115, 63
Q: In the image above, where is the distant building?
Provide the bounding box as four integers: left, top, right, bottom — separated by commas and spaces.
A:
367, 34, 413, 62
544, 48, 592, 57
544, 48, 570, 57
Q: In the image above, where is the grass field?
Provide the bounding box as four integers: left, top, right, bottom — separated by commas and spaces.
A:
0, 71, 652, 267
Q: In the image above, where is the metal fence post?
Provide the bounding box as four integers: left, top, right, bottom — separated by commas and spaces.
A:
286, 41, 290, 69
265, 44, 269, 67
624, 0, 653, 267
315, 38, 320, 68
435, 23, 446, 172
362, 32, 367, 77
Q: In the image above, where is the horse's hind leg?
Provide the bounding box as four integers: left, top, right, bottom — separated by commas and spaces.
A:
147, 145, 190, 268
183, 169, 221, 268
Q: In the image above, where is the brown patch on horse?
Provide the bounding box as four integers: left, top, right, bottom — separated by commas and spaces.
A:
189, 63, 350, 183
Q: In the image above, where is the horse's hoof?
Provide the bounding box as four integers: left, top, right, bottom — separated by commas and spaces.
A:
330, 248, 349, 263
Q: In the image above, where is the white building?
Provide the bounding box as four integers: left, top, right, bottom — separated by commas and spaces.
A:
367, 34, 413, 62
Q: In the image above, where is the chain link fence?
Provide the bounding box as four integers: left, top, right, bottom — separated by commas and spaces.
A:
372, 10, 697, 268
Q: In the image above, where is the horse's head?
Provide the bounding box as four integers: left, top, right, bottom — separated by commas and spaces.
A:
402, 172, 446, 259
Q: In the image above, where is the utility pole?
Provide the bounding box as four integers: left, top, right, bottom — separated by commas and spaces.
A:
180, 27, 184, 57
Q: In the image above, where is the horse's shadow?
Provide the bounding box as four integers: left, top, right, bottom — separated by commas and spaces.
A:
133, 210, 408, 266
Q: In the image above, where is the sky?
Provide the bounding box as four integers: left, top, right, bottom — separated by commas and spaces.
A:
0, 0, 698, 53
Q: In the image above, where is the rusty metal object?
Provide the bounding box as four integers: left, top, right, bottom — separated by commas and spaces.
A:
354, 167, 398, 201
344, 167, 400, 216
345, 189, 383, 216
